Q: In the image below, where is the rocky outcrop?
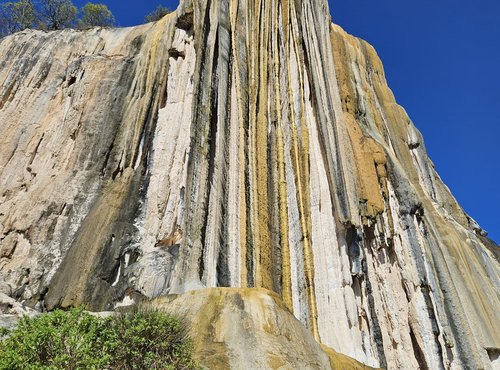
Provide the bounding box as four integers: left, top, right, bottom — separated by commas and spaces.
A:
0, 0, 498, 369
150, 288, 375, 370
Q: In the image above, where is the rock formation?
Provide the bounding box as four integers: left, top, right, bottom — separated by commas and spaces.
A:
0, 0, 498, 369
150, 288, 374, 370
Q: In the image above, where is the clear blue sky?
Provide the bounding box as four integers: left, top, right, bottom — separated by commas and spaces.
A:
330, 1, 500, 243
3, 0, 498, 243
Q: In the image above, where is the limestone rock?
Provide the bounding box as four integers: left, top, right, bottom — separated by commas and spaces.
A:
0, 292, 37, 316
0, 292, 39, 333
0, 0, 498, 369
150, 288, 375, 370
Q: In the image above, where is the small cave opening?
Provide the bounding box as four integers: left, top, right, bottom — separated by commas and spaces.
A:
408, 142, 420, 150
176, 12, 193, 31
487, 348, 500, 365
168, 48, 186, 60
67, 76, 77, 87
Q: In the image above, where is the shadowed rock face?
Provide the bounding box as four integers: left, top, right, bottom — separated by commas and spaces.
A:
0, 0, 498, 369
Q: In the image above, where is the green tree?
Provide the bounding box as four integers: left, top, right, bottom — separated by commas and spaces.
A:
79, 2, 114, 29
39, 0, 77, 30
0, 0, 36, 37
0, 308, 114, 369
109, 309, 198, 369
144, 5, 171, 23
0, 307, 199, 370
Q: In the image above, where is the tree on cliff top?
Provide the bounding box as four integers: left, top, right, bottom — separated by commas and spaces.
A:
39, 0, 77, 30
0, 0, 117, 36
144, 5, 171, 23
0, 0, 36, 37
78, 2, 115, 29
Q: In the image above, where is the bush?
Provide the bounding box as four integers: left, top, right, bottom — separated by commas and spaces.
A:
0, 0, 118, 37
79, 2, 114, 29
144, 5, 171, 23
0, 327, 9, 338
0, 308, 198, 370
0, 0, 36, 37
109, 309, 197, 370
39, 0, 77, 30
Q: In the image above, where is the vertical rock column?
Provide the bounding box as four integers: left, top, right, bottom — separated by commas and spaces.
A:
169, 0, 339, 340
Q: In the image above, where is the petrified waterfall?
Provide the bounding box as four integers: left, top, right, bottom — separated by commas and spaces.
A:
0, 0, 498, 369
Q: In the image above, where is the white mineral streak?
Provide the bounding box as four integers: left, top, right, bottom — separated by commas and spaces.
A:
284, 27, 309, 326
113, 294, 135, 309
0, 1, 498, 369
136, 27, 196, 297
283, 87, 309, 326
203, 3, 229, 288
226, 68, 243, 287
308, 71, 358, 359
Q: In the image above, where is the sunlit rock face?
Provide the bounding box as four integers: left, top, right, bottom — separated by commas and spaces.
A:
150, 288, 375, 370
0, 0, 498, 369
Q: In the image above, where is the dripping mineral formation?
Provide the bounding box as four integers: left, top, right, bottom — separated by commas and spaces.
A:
0, 0, 499, 369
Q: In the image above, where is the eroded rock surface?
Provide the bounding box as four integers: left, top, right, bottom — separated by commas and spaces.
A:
151, 288, 375, 370
0, 0, 498, 369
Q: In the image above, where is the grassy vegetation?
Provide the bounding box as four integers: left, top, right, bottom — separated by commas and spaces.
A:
0, 307, 198, 370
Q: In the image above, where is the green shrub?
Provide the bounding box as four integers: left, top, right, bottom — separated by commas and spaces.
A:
144, 5, 171, 23
108, 309, 197, 370
0, 308, 198, 370
0, 327, 9, 337
79, 3, 114, 29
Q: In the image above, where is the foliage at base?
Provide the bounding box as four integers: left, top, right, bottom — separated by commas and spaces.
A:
0, 307, 198, 370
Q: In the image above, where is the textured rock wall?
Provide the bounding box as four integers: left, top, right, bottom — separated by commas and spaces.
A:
150, 288, 375, 370
0, 0, 498, 369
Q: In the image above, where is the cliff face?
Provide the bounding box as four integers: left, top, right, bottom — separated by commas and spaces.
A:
0, 0, 498, 369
